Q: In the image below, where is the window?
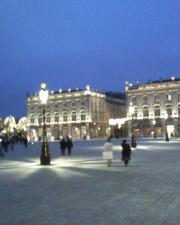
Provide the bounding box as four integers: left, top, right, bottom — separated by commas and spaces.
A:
142, 96, 148, 105
63, 102, 67, 109
30, 115, 35, 124
178, 105, 180, 116
178, 94, 180, 102
81, 101, 85, 107
46, 104, 50, 109
132, 96, 136, 105
81, 111, 86, 121
134, 107, 138, 118
54, 113, 59, 123
166, 94, 172, 102
143, 107, 149, 118
63, 112, 68, 122
72, 112, 77, 121
46, 113, 51, 123
54, 103, 59, 109
38, 114, 43, 124
154, 106, 161, 117
166, 105, 172, 117
71, 102, 76, 108
154, 95, 159, 103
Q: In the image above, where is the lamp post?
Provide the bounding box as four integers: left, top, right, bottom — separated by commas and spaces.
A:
129, 103, 137, 148
152, 120, 156, 139
39, 83, 51, 165
164, 111, 169, 142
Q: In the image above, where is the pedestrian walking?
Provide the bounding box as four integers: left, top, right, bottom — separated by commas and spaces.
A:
66, 136, 73, 155
60, 137, 66, 156
103, 136, 113, 166
121, 139, 132, 166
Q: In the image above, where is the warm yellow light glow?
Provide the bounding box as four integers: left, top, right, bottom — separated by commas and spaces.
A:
39, 83, 49, 104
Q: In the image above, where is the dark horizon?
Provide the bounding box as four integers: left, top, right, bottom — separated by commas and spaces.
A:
0, 0, 180, 118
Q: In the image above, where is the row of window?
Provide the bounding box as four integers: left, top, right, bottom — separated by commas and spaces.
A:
30, 111, 86, 124
132, 105, 180, 118
132, 93, 180, 105
30, 100, 88, 111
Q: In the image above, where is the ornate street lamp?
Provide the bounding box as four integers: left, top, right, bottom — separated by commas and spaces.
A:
152, 120, 156, 139
164, 111, 169, 142
129, 103, 137, 148
39, 83, 51, 165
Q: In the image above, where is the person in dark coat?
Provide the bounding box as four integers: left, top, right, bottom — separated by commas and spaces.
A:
121, 139, 132, 166
66, 136, 73, 155
60, 137, 66, 156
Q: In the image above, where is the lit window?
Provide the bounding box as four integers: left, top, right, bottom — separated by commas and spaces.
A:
166, 94, 172, 101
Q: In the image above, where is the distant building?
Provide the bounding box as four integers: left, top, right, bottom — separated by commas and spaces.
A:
126, 76, 180, 137
27, 85, 126, 141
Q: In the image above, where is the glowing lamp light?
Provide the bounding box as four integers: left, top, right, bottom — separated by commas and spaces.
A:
152, 120, 156, 125
86, 85, 90, 91
39, 83, 49, 105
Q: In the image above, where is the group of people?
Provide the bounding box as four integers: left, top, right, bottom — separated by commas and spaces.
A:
60, 136, 73, 156
0, 134, 28, 158
104, 137, 132, 167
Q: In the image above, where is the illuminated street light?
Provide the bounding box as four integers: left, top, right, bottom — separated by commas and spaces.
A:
39, 83, 50, 165
164, 111, 169, 142
129, 103, 136, 148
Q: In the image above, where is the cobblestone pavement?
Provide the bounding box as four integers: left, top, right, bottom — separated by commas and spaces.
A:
0, 138, 179, 225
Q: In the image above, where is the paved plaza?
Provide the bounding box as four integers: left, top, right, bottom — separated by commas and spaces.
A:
0, 138, 179, 225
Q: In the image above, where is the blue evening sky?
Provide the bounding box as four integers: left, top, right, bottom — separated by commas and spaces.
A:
0, 0, 180, 118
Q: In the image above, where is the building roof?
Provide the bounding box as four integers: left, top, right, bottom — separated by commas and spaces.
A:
126, 77, 180, 91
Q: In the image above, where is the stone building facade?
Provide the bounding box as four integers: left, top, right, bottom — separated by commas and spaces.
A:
27, 86, 126, 141
126, 77, 180, 137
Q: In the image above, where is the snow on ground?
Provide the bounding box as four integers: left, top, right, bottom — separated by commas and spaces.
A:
0, 138, 179, 225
